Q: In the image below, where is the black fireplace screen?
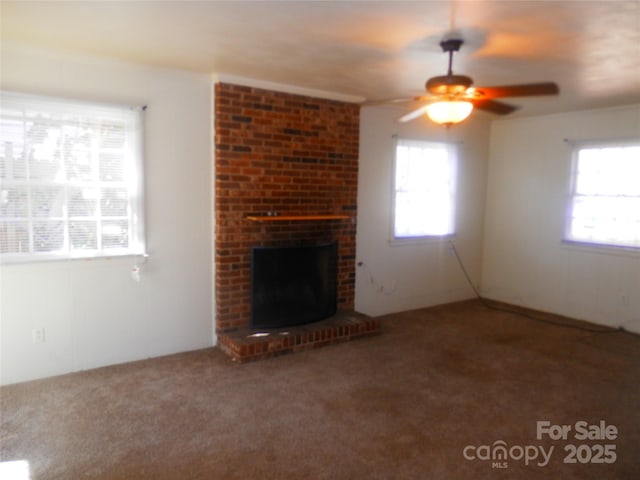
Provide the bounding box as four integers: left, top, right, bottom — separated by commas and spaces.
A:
250, 242, 338, 328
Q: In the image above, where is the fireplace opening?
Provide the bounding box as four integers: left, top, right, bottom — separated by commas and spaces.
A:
251, 242, 338, 329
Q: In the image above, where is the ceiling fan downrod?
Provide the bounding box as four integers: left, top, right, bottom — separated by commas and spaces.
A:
440, 38, 463, 76
426, 38, 473, 95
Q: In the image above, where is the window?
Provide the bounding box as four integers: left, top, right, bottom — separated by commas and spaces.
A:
565, 140, 640, 249
0, 91, 145, 262
392, 137, 457, 239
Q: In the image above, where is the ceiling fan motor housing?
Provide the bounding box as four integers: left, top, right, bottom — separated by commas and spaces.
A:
440, 38, 464, 53
426, 75, 473, 95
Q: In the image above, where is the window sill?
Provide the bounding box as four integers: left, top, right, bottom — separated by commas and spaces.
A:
0, 251, 148, 266
561, 240, 640, 258
388, 234, 455, 247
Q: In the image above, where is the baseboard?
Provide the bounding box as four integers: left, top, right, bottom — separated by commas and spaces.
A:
479, 297, 621, 333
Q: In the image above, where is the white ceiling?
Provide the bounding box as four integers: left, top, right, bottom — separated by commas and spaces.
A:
2, 0, 640, 118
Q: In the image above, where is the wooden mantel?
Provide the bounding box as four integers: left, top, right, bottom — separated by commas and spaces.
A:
246, 214, 350, 222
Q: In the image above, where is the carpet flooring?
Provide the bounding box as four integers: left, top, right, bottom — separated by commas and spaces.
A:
1, 300, 639, 479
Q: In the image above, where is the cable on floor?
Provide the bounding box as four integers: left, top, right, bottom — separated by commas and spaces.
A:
447, 240, 629, 335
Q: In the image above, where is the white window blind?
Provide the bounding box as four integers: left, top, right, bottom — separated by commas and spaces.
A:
393, 138, 457, 239
565, 140, 640, 249
0, 91, 145, 262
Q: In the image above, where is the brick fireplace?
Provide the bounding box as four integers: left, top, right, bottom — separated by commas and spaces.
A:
214, 82, 380, 361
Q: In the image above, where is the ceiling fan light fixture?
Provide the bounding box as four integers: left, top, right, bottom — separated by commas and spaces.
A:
425, 100, 473, 126
390, 35, 558, 126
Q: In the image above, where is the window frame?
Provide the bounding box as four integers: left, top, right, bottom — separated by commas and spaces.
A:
390, 136, 458, 244
563, 138, 640, 252
0, 91, 146, 264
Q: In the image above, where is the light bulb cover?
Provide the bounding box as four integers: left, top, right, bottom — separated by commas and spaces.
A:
425, 101, 473, 126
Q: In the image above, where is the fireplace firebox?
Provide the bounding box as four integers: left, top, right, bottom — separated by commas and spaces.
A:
250, 242, 338, 329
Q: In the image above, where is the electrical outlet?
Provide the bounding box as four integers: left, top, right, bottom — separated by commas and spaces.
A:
32, 328, 45, 344
620, 292, 629, 307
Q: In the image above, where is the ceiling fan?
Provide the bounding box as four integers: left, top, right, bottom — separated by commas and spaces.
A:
393, 38, 559, 126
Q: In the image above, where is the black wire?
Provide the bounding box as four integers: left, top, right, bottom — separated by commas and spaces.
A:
447, 240, 626, 335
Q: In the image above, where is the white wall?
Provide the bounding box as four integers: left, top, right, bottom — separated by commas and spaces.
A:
482, 105, 640, 333
0, 44, 215, 385
3, 45, 636, 386
355, 106, 491, 316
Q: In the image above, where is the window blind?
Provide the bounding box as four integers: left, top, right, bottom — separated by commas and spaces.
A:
565, 140, 640, 249
0, 91, 145, 262
393, 138, 458, 238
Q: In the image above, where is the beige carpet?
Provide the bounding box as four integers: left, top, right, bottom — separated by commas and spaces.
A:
1, 300, 639, 479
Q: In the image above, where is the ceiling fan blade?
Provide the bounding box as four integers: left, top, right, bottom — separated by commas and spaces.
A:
362, 95, 430, 106
473, 82, 559, 99
472, 99, 519, 115
398, 104, 430, 122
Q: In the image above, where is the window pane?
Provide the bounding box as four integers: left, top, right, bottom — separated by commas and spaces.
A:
1, 187, 28, 218
394, 139, 456, 238
0, 221, 29, 253
0, 118, 27, 180
27, 121, 64, 181
575, 171, 599, 195
99, 152, 125, 181
101, 188, 128, 216
70, 220, 98, 250
395, 146, 409, 192
100, 123, 126, 149
31, 186, 65, 218
619, 147, 640, 195
64, 147, 94, 182
68, 187, 99, 217
33, 221, 64, 252
102, 220, 129, 249
394, 192, 411, 236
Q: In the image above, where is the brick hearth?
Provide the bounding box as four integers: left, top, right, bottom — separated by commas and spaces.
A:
217, 312, 381, 363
